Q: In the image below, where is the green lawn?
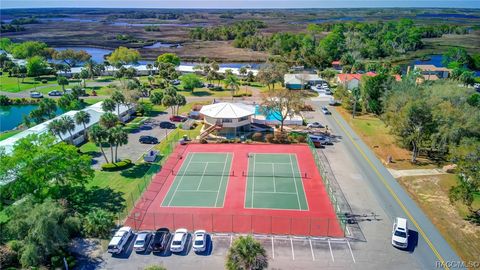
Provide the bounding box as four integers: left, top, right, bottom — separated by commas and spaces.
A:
86, 161, 160, 216
0, 74, 57, 93
0, 130, 21, 141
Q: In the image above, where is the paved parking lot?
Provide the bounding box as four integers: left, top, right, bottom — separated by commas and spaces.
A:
91, 114, 175, 169
100, 233, 358, 270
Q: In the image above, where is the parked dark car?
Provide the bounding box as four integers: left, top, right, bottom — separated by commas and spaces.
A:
48, 90, 63, 96
169, 115, 187, 122
159, 121, 176, 129
309, 134, 333, 147
139, 135, 158, 144
152, 228, 171, 253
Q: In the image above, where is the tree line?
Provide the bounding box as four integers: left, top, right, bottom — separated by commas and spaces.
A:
189, 20, 266, 41
190, 19, 470, 70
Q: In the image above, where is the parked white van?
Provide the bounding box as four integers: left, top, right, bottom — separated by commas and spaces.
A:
108, 226, 133, 254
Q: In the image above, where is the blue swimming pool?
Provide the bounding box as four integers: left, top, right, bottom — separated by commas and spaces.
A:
255, 105, 282, 121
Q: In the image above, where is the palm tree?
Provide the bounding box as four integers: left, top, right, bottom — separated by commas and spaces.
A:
74, 110, 91, 139
111, 91, 126, 117
89, 124, 109, 163
47, 119, 66, 141
102, 98, 116, 112
60, 115, 76, 144
110, 126, 128, 162
84, 59, 96, 80
225, 75, 240, 101
146, 63, 153, 75
147, 75, 155, 90
100, 112, 118, 129
175, 94, 186, 116
99, 113, 119, 162
226, 235, 268, 270
239, 66, 248, 93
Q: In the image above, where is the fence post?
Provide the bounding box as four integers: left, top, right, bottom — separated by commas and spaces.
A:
270, 216, 273, 235
251, 215, 253, 234
327, 218, 331, 238
290, 217, 292, 235
309, 217, 312, 236
211, 214, 214, 232
173, 213, 175, 230
192, 214, 194, 231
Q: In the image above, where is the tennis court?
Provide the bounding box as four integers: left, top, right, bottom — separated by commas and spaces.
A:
127, 144, 344, 237
161, 152, 233, 207
245, 153, 309, 210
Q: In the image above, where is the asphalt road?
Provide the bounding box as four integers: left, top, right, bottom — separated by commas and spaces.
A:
310, 99, 465, 270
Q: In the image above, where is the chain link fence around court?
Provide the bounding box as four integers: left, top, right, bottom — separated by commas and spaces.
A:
307, 138, 366, 241
117, 129, 196, 225
127, 212, 345, 238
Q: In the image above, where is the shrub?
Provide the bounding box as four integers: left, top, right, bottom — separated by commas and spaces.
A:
144, 265, 167, 270
0, 95, 11, 106
296, 135, 306, 143
252, 132, 263, 142
232, 92, 253, 97
200, 138, 208, 144
101, 159, 133, 171
300, 104, 314, 111
41, 79, 48, 84
0, 244, 18, 268
83, 209, 115, 238
265, 133, 274, 143
274, 132, 290, 144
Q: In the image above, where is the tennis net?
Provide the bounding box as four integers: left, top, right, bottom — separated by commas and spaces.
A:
171, 170, 235, 176
242, 171, 308, 178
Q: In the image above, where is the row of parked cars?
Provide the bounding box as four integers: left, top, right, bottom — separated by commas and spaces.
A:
108, 227, 208, 255
30, 89, 91, 98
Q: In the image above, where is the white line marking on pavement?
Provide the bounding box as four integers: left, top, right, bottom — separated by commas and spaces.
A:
290, 237, 295, 260
271, 236, 275, 259
309, 238, 315, 261
328, 239, 334, 262
196, 162, 209, 190
347, 240, 356, 263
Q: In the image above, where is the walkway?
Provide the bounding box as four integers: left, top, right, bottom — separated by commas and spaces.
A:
388, 168, 447, 178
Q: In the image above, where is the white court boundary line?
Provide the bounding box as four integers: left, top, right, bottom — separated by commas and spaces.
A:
162, 153, 195, 206
214, 153, 231, 207
195, 162, 210, 190
244, 153, 309, 211
163, 152, 232, 208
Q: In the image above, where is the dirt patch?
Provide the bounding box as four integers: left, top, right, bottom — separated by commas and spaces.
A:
398, 174, 480, 266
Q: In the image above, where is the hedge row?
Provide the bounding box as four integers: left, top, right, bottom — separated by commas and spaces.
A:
101, 159, 133, 171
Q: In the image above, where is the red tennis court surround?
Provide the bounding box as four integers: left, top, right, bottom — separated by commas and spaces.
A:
125, 143, 344, 237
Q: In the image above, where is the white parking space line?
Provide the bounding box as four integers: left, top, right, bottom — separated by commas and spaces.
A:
271, 236, 275, 259
309, 238, 315, 261
290, 237, 295, 260
347, 240, 356, 263
328, 239, 335, 262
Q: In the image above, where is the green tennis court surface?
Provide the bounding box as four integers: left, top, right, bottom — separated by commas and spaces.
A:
245, 153, 308, 210
162, 152, 233, 207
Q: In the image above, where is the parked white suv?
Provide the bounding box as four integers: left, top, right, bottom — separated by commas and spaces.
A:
391, 217, 409, 249
108, 226, 133, 254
